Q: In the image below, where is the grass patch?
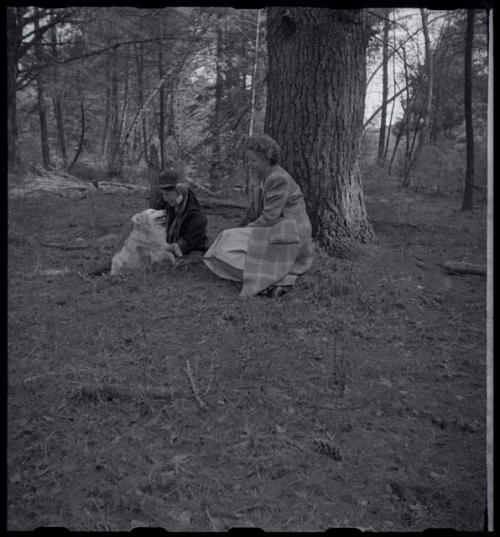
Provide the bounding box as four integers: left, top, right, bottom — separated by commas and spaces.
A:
8, 184, 487, 531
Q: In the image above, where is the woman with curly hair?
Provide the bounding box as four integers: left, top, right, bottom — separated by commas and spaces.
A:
204, 134, 314, 297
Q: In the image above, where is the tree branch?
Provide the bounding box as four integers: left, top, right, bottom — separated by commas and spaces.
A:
363, 86, 408, 128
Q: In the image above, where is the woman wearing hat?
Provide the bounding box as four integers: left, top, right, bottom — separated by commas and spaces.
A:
203, 134, 314, 298
151, 169, 209, 257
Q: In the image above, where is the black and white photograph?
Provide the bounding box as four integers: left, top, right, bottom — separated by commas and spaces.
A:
6, 5, 493, 532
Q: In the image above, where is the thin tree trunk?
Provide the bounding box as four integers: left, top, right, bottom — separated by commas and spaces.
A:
387, 60, 420, 176
167, 81, 176, 138
7, 7, 20, 172
141, 87, 149, 166
148, 144, 162, 208
101, 53, 111, 156
34, 10, 52, 170
122, 76, 167, 158
384, 12, 397, 161
403, 46, 411, 161
249, 9, 262, 139
462, 9, 475, 211
134, 42, 148, 166
210, 11, 224, 186
68, 102, 85, 172
429, 13, 452, 143
158, 18, 166, 170
402, 101, 425, 184
246, 8, 262, 195
118, 46, 130, 165
106, 48, 121, 177
50, 22, 68, 171
377, 9, 390, 165
402, 8, 433, 187
388, 110, 404, 175
265, 8, 374, 257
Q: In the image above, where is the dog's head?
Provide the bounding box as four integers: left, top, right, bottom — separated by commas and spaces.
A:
131, 209, 166, 230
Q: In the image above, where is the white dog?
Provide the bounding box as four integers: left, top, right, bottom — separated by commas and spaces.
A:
110, 209, 177, 275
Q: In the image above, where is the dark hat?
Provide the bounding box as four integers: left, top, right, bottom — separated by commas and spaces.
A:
157, 170, 182, 190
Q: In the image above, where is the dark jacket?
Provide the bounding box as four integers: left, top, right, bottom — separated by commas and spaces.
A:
151, 188, 208, 255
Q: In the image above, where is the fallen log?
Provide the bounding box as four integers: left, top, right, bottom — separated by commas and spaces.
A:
41, 241, 90, 250
199, 198, 248, 211
74, 383, 173, 402
438, 261, 486, 276
96, 181, 148, 194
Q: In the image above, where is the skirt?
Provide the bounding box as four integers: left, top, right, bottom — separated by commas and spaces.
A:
203, 227, 299, 288
203, 227, 252, 282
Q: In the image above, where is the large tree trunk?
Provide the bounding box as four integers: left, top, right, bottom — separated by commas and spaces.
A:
34, 10, 52, 170
265, 8, 374, 257
462, 9, 475, 211
377, 9, 390, 165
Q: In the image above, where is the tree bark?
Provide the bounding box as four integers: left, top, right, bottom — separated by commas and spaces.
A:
377, 10, 390, 165
462, 9, 475, 211
34, 10, 52, 170
265, 8, 374, 257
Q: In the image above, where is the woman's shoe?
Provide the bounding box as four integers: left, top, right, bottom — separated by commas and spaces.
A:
88, 264, 111, 277
269, 286, 291, 298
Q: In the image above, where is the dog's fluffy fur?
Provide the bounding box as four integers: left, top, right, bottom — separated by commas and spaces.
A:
110, 209, 175, 275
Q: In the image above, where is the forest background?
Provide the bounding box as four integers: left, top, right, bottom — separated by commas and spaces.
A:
7, 7, 489, 206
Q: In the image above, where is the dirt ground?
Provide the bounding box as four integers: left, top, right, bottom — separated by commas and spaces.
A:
7, 180, 487, 531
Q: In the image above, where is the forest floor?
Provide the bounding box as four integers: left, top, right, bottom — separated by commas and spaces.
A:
7, 176, 488, 531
